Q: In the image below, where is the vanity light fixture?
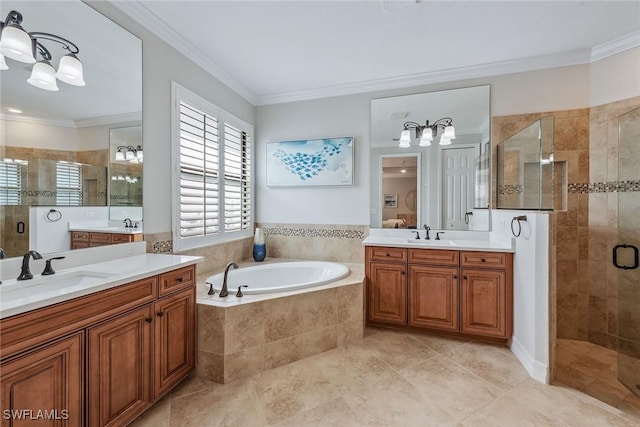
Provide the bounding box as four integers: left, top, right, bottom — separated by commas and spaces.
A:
399, 117, 455, 148
0, 10, 85, 91
115, 145, 143, 163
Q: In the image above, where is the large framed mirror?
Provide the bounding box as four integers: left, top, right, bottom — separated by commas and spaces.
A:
0, 1, 142, 258
370, 85, 491, 231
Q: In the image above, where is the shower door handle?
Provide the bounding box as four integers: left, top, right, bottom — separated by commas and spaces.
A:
612, 244, 639, 270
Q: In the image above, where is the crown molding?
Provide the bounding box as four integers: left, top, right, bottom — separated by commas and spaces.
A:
107, 1, 639, 107
0, 113, 76, 128
74, 112, 142, 128
108, 0, 259, 105
256, 49, 593, 105
591, 30, 640, 62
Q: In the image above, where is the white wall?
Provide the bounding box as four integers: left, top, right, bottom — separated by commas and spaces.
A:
87, 1, 256, 235
590, 47, 640, 107
492, 210, 550, 383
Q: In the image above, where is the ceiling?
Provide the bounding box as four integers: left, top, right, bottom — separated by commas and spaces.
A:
113, 0, 640, 105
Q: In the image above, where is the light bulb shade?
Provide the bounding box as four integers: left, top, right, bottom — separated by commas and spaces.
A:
125, 149, 135, 161
0, 53, 8, 70
439, 137, 452, 146
419, 128, 433, 146
399, 129, 411, 144
56, 53, 85, 86
27, 61, 59, 91
115, 150, 125, 161
398, 140, 410, 148
442, 125, 456, 139
0, 25, 36, 64
136, 148, 143, 162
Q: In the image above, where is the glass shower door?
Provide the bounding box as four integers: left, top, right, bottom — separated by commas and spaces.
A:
616, 107, 640, 398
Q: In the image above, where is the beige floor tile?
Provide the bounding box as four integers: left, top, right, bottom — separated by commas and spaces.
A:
129, 395, 172, 427
399, 355, 504, 424
170, 378, 267, 426
583, 378, 633, 407
445, 341, 529, 390
274, 397, 361, 427
362, 330, 437, 370
170, 375, 219, 399
617, 394, 640, 424
250, 358, 343, 424
457, 393, 569, 427
507, 379, 637, 427
405, 331, 471, 354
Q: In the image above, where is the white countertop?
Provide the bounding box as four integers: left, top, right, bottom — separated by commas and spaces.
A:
362, 233, 514, 253
68, 226, 143, 235
0, 253, 202, 319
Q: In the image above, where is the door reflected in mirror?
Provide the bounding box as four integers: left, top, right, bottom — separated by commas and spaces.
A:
380, 155, 419, 229
370, 85, 491, 231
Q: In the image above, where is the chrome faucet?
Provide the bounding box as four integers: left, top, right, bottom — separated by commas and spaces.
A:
123, 218, 133, 228
17, 250, 43, 280
219, 262, 239, 297
423, 225, 431, 240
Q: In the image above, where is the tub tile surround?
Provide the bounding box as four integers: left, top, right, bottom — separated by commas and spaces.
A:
258, 223, 368, 264
195, 260, 364, 383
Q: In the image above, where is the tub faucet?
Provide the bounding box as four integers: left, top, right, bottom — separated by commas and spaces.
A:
17, 250, 43, 281
423, 225, 431, 240
219, 262, 239, 297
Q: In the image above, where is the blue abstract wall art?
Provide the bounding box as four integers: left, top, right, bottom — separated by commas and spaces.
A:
266, 137, 354, 187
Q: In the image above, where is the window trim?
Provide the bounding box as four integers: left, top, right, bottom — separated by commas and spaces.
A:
171, 82, 254, 252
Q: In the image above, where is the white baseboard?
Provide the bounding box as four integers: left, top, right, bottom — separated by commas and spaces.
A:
511, 336, 549, 384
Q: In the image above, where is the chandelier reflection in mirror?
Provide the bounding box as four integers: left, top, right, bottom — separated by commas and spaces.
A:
399, 118, 455, 148
115, 145, 143, 163
0, 10, 85, 91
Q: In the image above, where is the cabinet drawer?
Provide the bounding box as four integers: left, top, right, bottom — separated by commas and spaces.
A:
461, 251, 507, 269
112, 234, 133, 243
71, 231, 89, 241
0, 277, 157, 359
90, 232, 112, 243
408, 249, 459, 266
159, 265, 196, 296
367, 246, 407, 263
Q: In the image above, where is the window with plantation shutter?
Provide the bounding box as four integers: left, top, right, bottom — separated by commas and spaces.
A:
172, 83, 254, 251
56, 161, 83, 206
0, 160, 24, 206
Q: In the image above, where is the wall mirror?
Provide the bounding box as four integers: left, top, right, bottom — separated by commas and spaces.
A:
370, 85, 491, 231
0, 0, 142, 258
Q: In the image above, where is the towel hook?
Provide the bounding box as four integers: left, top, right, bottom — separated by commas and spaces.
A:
511, 215, 527, 237
46, 209, 62, 222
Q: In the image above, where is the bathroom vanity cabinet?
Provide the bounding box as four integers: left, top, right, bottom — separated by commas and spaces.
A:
0, 264, 196, 427
70, 230, 143, 249
366, 246, 513, 341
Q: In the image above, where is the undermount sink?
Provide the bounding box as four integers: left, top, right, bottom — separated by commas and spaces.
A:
1, 270, 115, 301
406, 239, 457, 246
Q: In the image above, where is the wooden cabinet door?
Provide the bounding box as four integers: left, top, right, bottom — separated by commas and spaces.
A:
153, 288, 195, 399
409, 265, 459, 331
368, 262, 407, 325
460, 269, 506, 337
87, 305, 152, 427
0, 333, 83, 427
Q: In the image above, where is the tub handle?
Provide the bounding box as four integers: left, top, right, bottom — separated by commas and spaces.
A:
236, 285, 248, 298
206, 281, 215, 295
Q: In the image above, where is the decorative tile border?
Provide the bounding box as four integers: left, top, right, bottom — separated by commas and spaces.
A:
498, 184, 524, 195
152, 240, 173, 253
568, 180, 640, 194
263, 227, 366, 240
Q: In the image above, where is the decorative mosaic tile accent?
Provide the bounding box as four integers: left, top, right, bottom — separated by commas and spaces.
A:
152, 240, 173, 254
498, 184, 524, 195
568, 180, 640, 194
263, 227, 365, 240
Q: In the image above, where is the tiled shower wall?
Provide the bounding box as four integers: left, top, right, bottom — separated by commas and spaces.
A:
493, 97, 640, 352
492, 109, 591, 346
587, 96, 640, 350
